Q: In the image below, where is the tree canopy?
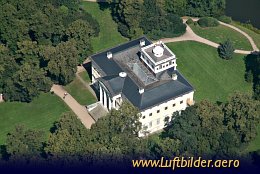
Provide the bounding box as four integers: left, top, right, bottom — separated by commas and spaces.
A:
108, 0, 226, 39
0, 0, 99, 102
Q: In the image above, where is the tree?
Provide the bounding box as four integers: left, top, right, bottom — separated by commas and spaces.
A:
113, 0, 144, 38
223, 92, 260, 143
165, 0, 187, 16
45, 112, 93, 165
186, 0, 225, 17
164, 100, 227, 157
66, 19, 94, 64
0, 0, 99, 102
151, 137, 181, 158
218, 39, 235, 60
140, 0, 186, 40
197, 17, 219, 28
3, 63, 52, 102
45, 103, 143, 167
5, 125, 45, 163
43, 40, 78, 85
0, 45, 19, 93
92, 101, 141, 137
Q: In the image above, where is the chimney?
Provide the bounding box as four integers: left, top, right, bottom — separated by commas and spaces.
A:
119, 72, 127, 78
172, 73, 178, 80
107, 51, 112, 59
140, 39, 145, 47
139, 88, 144, 94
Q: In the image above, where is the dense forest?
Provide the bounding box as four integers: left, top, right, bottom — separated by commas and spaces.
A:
0, 0, 99, 102
106, 0, 226, 39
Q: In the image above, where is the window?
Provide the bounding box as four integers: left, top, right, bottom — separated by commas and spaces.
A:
149, 121, 153, 128
169, 61, 172, 65
157, 110, 160, 113
165, 107, 168, 110
180, 100, 183, 104
157, 118, 160, 125
172, 103, 176, 107
152, 65, 154, 68
166, 64, 168, 67
159, 65, 162, 69
142, 116, 145, 119
149, 113, 152, 116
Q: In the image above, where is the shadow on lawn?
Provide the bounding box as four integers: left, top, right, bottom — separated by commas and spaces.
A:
244, 51, 260, 99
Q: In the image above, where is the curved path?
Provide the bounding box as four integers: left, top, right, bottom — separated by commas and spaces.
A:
159, 18, 259, 55
51, 84, 95, 129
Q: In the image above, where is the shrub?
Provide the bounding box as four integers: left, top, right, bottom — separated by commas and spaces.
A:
234, 21, 260, 34
118, 22, 130, 38
186, 18, 194, 25
218, 16, 232, 24
218, 39, 235, 60
198, 17, 219, 28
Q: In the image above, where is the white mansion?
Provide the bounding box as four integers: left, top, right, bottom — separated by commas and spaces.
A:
90, 36, 194, 136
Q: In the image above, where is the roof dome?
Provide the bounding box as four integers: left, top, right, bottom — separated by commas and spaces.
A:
153, 45, 164, 57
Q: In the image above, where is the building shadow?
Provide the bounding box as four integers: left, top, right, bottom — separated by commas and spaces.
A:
82, 62, 92, 78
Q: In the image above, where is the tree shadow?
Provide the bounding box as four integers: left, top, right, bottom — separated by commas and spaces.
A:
97, 1, 111, 11
49, 121, 59, 134
0, 145, 9, 160
244, 52, 260, 97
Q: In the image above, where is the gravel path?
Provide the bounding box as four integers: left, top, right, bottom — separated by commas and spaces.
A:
51, 84, 95, 129
160, 17, 258, 55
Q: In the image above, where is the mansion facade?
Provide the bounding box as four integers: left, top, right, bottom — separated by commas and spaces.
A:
90, 36, 194, 136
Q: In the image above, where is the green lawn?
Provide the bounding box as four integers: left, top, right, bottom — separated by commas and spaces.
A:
231, 22, 260, 49
0, 93, 69, 145
79, 71, 91, 83
82, 2, 128, 53
64, 77, 96, 106
190, 24, 252, 51
167, 41, 251, 102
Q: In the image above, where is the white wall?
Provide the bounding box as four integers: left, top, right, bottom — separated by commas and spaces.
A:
139, 91, 194, 137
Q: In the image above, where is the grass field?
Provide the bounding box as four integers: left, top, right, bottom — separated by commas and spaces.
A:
82, 2, 128, 53
0, 93, 69, 145
167, 41, 251, 102
190, 24, 252, 51
79, 71, 91, 83
231, 22, 260, 49
64, 77, 96, 106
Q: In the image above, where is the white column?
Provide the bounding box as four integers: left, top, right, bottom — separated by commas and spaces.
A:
113, 99, 116, 108
108, 97, 112, 110
104, 90, 107, 109
0, 94, 3, 102
99, 85, 103, 105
